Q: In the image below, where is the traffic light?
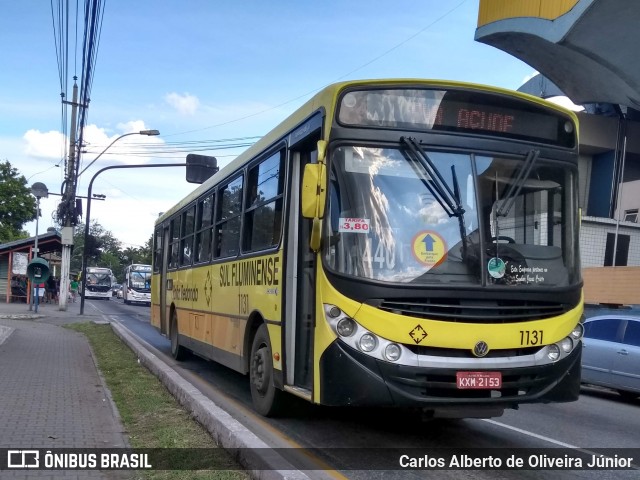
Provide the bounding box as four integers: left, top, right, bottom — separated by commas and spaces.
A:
85, 234, 102, 258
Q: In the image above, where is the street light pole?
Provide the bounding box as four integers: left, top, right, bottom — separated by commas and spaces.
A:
60, 129, 159, 311
80, 162, 185, 315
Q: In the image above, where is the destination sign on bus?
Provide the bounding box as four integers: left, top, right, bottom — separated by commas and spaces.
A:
131, 265, 152, 272
337, 88, 575, 148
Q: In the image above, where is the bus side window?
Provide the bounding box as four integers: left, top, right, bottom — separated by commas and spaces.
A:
195, 194, 214, 263
180, 205, 195, 266
153, 227, 162, 272
243, 151, 285, 252
169, 218, 180, 268
215, 176, 243, 258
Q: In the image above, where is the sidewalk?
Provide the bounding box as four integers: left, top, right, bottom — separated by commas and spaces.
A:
0, 300, 129, 479
1, 301, 312, 480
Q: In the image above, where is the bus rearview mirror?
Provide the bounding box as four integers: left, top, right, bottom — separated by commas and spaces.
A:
301, 163, 327, 219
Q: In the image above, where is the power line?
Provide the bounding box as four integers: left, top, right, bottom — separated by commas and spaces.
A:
80, 137, 259, 158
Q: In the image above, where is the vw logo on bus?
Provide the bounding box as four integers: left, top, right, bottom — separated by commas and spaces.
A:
473, 341, 490, 358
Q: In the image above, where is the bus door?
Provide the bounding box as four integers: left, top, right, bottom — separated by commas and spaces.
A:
159, 224, 171, 335
285, 144, 319, 392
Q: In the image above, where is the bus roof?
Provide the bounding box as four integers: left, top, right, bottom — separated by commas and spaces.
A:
156, 78, 576, 225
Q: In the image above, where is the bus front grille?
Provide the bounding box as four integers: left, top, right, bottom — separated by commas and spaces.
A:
376, 298, 567, 323
404, 345, 541, 358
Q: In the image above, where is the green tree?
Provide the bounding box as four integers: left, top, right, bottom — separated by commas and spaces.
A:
69, 220, 151, 282
140, 234, 153, 265
71, 221, 123, 273
101, 251, 123, 282
0, 160, 37, 243
121, 236, 152, 267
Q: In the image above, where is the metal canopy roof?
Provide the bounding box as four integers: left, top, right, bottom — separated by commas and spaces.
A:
475, 0, 640, 108
0, 231, 62, 256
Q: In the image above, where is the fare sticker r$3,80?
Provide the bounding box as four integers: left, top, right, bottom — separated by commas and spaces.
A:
339, 217, 370, 233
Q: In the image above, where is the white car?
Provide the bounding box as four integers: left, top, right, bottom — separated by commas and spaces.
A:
117, 287, 124, 299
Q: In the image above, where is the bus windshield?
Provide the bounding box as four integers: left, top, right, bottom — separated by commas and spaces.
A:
324, 145, 579, 287
129, 270, 152, 292
87, 271, 112, 287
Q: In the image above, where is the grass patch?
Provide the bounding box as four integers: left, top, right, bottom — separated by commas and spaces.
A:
67, 322, 249, 480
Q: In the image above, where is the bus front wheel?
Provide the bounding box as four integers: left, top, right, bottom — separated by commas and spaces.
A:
250, 324, 284, 417
170, 312, 187, 361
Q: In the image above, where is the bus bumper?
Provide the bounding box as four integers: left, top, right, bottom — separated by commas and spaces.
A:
319, 340, 581, 408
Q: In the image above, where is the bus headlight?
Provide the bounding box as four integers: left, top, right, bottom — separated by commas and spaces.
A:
384, 343, 402, 362
547, 344, 560, 361
570, 323, 584, 340
324, 304, 412, 364
559, 337, 573, 353
336, 317, 356, 337
359, 333, 377, 352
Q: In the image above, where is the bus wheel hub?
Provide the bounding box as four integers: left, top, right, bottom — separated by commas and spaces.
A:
252, 348, 267, 393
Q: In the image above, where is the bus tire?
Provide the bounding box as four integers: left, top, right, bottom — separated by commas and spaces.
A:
250, 324, 285, 417
170, 312, 187, 361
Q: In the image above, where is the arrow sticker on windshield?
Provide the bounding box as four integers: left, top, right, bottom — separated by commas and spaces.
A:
412, 230, 447, 267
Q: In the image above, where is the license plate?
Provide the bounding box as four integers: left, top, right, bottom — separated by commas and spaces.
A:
456, 371, 502, 389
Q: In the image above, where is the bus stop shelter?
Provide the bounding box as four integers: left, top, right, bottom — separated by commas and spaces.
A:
0, 231, 62, 304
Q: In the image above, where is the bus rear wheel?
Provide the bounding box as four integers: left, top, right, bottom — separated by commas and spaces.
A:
250, 324, 285, 417
170, 312, 187, 361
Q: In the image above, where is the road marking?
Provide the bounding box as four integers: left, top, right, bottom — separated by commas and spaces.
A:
0, 325, 15, 345
483, 419, 639, 469
482, 419, 578, 448
87, 301, 108, 315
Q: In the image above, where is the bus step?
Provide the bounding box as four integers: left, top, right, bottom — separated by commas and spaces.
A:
284, 385, 312, 401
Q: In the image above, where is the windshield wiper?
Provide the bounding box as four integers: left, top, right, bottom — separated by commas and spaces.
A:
400, 136, 465, 218
496, 149, 540, 217
400, 136, 468, 260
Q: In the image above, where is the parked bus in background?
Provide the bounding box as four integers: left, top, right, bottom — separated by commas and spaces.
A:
84, 266, 114, 301
123, 264, 152, 306
151, 79, 584, 418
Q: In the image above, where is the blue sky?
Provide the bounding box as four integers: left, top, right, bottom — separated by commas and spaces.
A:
0, 0, 537, 248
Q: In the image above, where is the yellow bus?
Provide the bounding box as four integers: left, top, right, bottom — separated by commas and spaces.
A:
151, 79, 584, 418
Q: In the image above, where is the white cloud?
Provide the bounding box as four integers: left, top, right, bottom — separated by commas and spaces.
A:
116, 120, 149, 133
23, 129, 67, 159
165, 92, 200, 115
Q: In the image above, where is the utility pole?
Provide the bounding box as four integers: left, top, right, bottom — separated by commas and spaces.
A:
59, 80, 79, 311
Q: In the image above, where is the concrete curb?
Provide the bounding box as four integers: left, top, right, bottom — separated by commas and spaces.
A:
87, 320, 131, 448
110, 321, 311, 480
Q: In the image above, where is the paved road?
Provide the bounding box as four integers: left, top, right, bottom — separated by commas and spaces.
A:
94, 298, 640, 479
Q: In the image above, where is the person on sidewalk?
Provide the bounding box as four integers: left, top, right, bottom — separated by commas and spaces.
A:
33, 282, 45, 302
70, 278, 79, 302
46, 276, 57, 304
